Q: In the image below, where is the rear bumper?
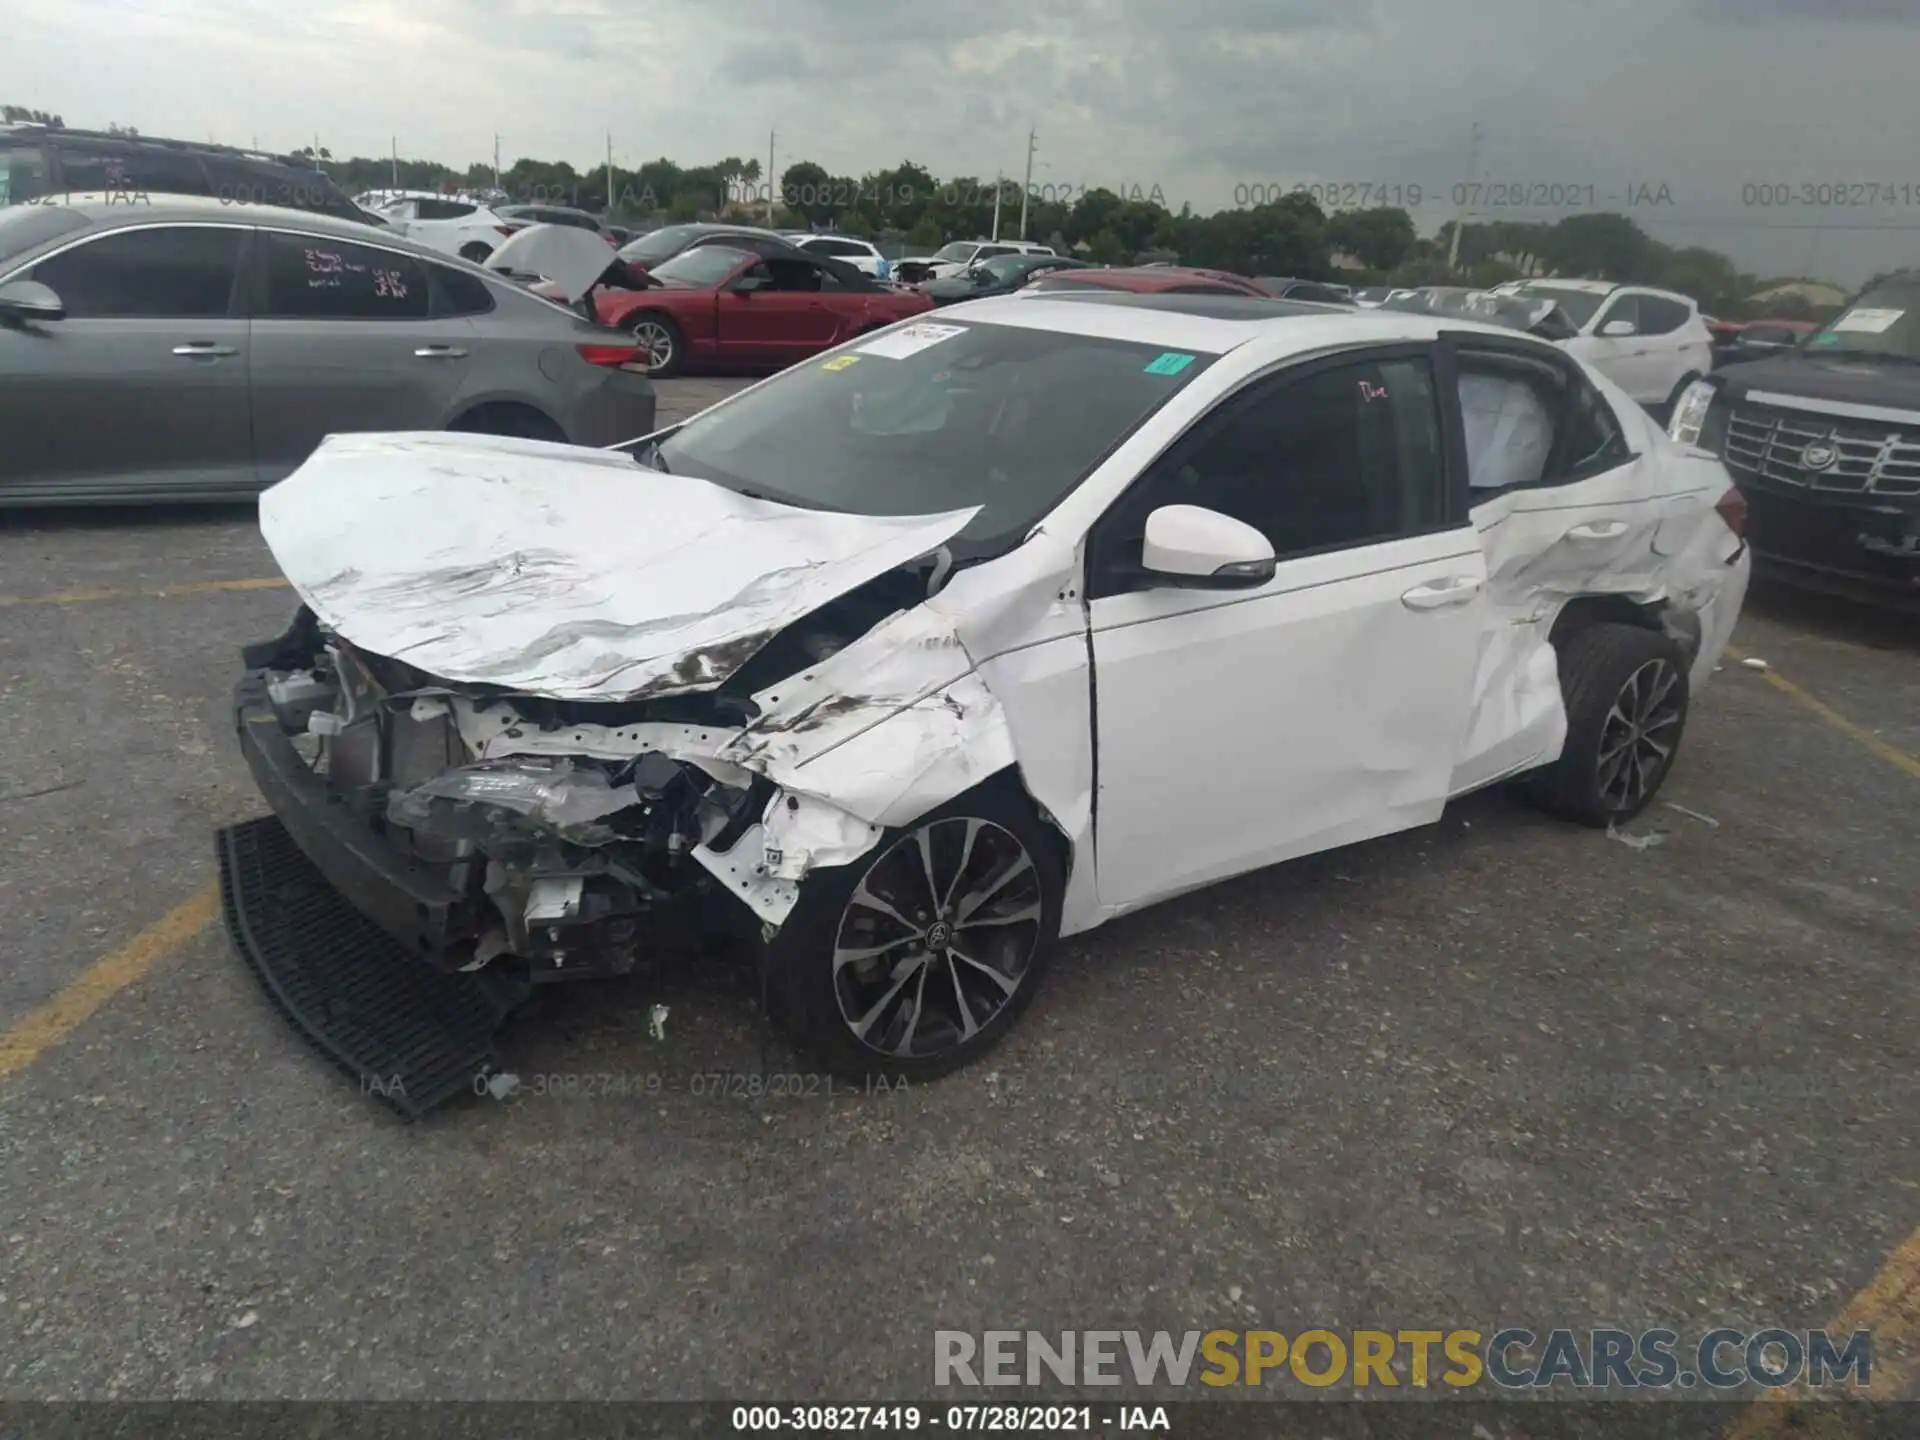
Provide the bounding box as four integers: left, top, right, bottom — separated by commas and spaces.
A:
566, 370, 657, 447
233, 670, 483, 968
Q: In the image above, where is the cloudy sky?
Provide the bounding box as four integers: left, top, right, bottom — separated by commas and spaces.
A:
11, 0, 1920, 283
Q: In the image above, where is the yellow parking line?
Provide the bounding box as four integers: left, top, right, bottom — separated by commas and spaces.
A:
1723, 644, 1920, 782
0, 576, 289, 609
0, 883, 218, 1081
1723, 1227, 1920, 1434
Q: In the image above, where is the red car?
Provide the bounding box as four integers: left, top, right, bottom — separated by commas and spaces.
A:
1026, 265, 1272, 298
591, 244, 932, 377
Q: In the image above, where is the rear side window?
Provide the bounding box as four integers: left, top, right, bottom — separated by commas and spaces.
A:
1637, 295, 1693, 335
415, 198, 476, 220
432, 265, 496, 316
55, 142, 212, 199
1596, 293, 1642, 332
1455, 352, 1566, 493
28, 225, 243, 317
259, 231, 431, 319
203, 158, 338, 214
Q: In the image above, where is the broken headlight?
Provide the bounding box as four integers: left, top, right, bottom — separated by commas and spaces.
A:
387, 759, 643, 849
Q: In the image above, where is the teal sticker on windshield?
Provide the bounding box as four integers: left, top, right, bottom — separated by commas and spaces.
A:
1811, 332, 1841, 346
1144, 351, 1196, 375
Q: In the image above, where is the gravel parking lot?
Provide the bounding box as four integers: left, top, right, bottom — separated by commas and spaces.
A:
0, 377, 1914, 1403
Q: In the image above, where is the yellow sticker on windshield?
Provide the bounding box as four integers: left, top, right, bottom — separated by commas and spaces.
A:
822, 354, 862, 372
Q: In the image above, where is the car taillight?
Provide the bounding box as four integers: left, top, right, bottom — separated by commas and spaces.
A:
1715, 486, 1748, 538
577, 344, 641, 367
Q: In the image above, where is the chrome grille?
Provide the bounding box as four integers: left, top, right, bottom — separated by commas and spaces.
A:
1724, 403, 1920, 497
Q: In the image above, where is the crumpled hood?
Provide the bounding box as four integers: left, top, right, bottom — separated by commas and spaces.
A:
257, 431, 978, 702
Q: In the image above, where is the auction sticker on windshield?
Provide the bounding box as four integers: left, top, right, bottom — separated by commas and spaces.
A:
1829, 307, 1903, 333
858, 321, 968, 359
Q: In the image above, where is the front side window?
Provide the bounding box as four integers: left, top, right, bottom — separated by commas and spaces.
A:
1110, 355, 1448, 567
28, 225, 242, 317
259, 231, 431, 319
652, 320, 1218, 557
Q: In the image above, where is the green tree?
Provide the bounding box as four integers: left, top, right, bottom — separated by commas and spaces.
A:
1, 104, 64, 125
1327, 206, 1416, 271
780, 160, 834, 226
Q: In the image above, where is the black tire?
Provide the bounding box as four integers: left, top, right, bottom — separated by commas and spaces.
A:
459, 241, 494, 263
1526, 623, 1691, 826
628, 311, 685, 378
764, 777, 1064, 1084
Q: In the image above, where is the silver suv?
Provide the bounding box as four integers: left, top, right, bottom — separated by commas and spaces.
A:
0, 197, 655, 506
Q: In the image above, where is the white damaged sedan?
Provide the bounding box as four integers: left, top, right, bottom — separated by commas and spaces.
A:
224, 291, 1750, 1106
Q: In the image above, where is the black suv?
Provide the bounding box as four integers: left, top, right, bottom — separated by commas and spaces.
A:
0, 125, 364, 223
1675, 271, 1920, 608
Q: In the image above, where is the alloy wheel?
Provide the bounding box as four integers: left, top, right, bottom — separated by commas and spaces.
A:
631, 320, 675, 372
831, 817, 1045, 1059
1596, 657, 1684, 811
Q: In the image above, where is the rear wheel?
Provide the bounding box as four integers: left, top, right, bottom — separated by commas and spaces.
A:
628, 312, 685, 377
1526, 623, 1691, 826
766, 780, 1063, 1083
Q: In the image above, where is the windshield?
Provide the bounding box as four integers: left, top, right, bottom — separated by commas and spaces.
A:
0, 203, 89, 266
931, 243, 978, 263
618, 224, 707, 265
647, 245, 751, 288
1511, 284, 1610, 328
653, 320, 1216, 556
978, 254, 1035, 283
1805, 281, 1920, 360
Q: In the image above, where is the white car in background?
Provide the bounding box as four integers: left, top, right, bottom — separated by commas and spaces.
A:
785, 233, 893, 280
916, 238, 1057, 281
1506, 280, 1715, 411
373, 193, 514, 263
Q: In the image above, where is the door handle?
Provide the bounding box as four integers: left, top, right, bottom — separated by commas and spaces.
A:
414, 345, 469, 359
1565, 519, 1629, 541
1400, 576, 1483, 610
172, 342, 236, 357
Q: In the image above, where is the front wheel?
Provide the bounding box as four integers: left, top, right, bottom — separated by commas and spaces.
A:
1526, 623, 1691, 826
765, 780, 1063, 1083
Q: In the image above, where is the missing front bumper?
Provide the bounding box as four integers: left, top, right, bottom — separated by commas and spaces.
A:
217, 815, 528, 1117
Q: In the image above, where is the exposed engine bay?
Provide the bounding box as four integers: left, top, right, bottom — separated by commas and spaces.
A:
245, 562, 929, 982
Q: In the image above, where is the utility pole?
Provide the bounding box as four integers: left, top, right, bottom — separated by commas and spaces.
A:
606, 133, 615, 215
1018, 127, 1037, 239
1447, 122, 1481, 276
992, 169, 1003, 241
767, 128, 776, 224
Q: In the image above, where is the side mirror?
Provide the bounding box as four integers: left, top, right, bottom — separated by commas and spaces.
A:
731, 273, 769, 293
0, 279, 65, 324
1140, 505, 1276, 588
1600, 319, 1636, 337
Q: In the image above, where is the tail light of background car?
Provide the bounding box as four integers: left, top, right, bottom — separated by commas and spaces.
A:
495, 225, 514, 236
1715, 486, 1748, 538
576, 344, 642, 368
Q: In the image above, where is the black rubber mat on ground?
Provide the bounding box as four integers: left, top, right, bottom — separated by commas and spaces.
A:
217, 816, 509, 1119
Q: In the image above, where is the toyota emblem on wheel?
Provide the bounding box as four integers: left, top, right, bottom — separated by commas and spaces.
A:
1800, 440, 1838, 471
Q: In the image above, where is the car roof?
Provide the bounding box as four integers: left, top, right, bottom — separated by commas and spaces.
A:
2, 194, 471, 257
945, 291, 1547, 357
1515, 278, 1619, 295
0, 122, 321, 171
